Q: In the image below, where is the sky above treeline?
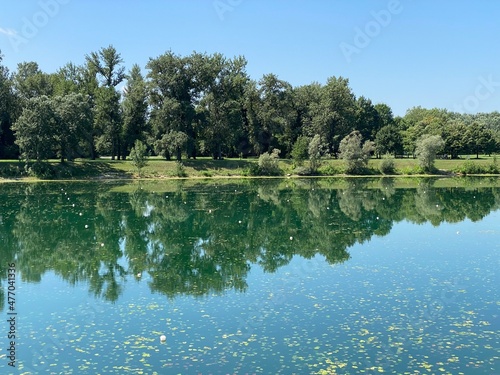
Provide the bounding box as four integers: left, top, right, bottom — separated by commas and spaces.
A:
1, 0, 499, 117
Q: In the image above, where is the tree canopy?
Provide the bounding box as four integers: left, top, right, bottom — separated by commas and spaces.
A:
0, 48, 499, 164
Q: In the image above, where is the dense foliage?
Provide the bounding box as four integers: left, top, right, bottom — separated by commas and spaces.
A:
1, 47, 499, 165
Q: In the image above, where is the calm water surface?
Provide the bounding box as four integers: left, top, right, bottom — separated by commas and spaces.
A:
0, 178, 499, 374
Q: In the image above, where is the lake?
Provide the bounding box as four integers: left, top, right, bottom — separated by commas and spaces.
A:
0, 178, 499, 374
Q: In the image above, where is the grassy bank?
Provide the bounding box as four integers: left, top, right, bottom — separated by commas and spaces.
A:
0, 156, 499, 181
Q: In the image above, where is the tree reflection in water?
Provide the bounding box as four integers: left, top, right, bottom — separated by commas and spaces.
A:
0, 178, 498, 307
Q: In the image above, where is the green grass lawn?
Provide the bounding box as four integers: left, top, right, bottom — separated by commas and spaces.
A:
0, 155, 498, 181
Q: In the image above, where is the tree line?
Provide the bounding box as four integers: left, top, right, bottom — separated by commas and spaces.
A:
1, 46, 500, 163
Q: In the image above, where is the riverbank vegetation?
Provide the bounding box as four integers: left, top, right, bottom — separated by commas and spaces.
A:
0, 155, 498, 181
1, 47, 500, 180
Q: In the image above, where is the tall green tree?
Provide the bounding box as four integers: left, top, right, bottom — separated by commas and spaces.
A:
86, 46, 125, 159
129, 140, 149, 176
309, 77, 357, 154
465, 122, 497, 158
53, 93, 93, 162
199, 54, 249, 159
12, 62, 53, 101
374, 103, 395, 128
122, 64, 148, 159
12, 96, 57, 163
85, 45, 126, 87
94, 86, 122, 159
375, 125, 403, 157
339, 130, 374, 174
442, 120, 468, 159
415, 134, 444, 171
0, 51, 19, 159
147, 51, 196, 159
254, 73, 294, 155
355, 96, 381, 141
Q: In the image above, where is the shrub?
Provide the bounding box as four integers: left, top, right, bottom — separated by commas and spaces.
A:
415, 135, 444, 172
455, 160, 499, 175
400, 165, 425, 175
318, 163, 342, 176
0, 164, 24, 178
244, 163, 261, 176
308, 134, 324, 172
339, 131, 374, 174
26, 162, 56, 179
294, 166, 313, 176
174, 161, 187, 177
291, 136, 310, 166
379, 155, 396, 175
129, 140, 149, 177
257, 149, 283, 176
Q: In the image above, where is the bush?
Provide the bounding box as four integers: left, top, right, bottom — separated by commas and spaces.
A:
379, 155, 396, 175
26, 162, 56, 179
0, 164, 24, 178
318, 163, 342, 176
308, 134, 324, 172
400, 165, 425, 175
339, 131, 374, 174
174, 161, 187, 177
455, 160, 499, 175
257, 149, 283, 176
129, 140, 149, 177
243, 163, 261, 176
291, 136, 310, 166
294, 166, 313, 176
415, 135, 444, 172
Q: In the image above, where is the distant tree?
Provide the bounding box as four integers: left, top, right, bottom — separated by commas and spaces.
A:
256, 73, 294, 154
292, 83, 323, 138
374, 103, 395, 128
53, 93, 93, 162
94, 86, 122, 159
309, 76, 357, 154
0, 51, 19, 159
129, 140, 149, 176
122, 64, 148, 159
198, 54, 249, 159
355, 96, 381, 141
308, 134, 323, 172
12, 61, 53, 101
465, 122, 496, 158
442, 120, 468, 159
154, 130, 189, 161
415, 134, 444, 172
375, 125, 403, 157
339, 130, 374, 174
12, 96, 57, 163
290, 135, 310, 166
402, 107, 449, 157
86, 46, 125, 159
85, 45, 126, 88
147, 51, 197, 158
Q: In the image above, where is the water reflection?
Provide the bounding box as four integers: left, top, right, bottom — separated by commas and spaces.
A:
0, 178, 499, 305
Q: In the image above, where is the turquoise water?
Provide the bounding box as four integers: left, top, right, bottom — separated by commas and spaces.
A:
0, 178, 499, 374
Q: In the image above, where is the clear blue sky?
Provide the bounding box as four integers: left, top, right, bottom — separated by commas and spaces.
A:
1, 0, 500, 116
